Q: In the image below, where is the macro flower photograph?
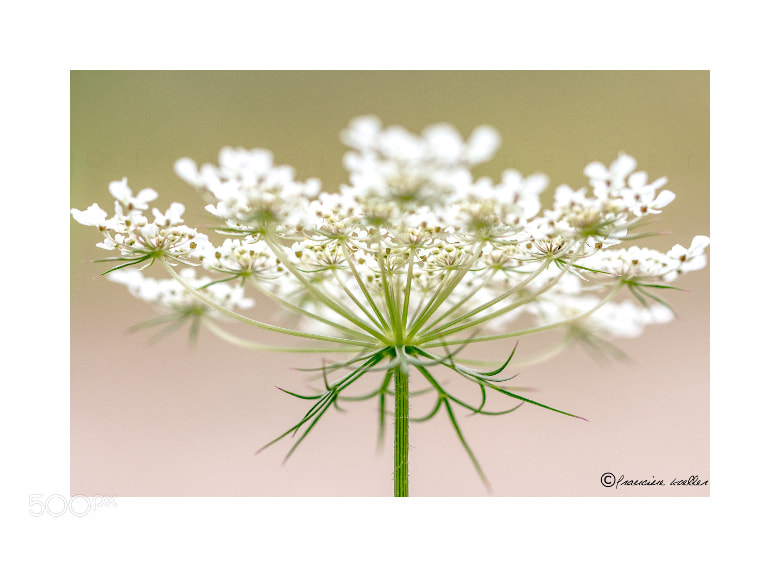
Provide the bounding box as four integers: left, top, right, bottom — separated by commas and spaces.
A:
70, 71, 709, 497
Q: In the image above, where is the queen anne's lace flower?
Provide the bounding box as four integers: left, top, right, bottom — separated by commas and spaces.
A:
174, 147, 321, 237
73, 116, 709, 494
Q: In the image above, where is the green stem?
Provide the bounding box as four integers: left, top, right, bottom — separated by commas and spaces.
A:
162, 261, 375, 348
423, 282, 623, 347
202, 319, 365, 353
394, 356, 409, 497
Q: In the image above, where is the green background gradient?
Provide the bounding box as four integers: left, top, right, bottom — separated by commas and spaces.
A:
71, 71, 709, 496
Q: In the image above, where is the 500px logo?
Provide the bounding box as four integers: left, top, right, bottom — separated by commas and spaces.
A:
29, 494, 117, 517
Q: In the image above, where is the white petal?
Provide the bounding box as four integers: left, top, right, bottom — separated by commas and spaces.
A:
690, 235, 710, 253
302, 178, 322, 198
166, 202, 186, 224
219, 147, 244, 170
174, 157, 201, 186
645, 304, 674, 324
611, 154, 637, 178
423, 124, 463, 163
107, 268, 144, 288
379, 126, 424, 161
653, 190, 676, 208
247, 149, 274, 176
646, 176, 668, 192
71, 203, 108, 226
466, 125, 501, 163
135, 188, 159, 204
682, 256, 707, 271
500, 169, 522, 188
554, 184, 576, 203
108, 178, 131, 202
584, 162, 608, 180
628, 171, 648, 189
136, 223, 157, 240
341, 115, 382, 149
524, 173, 549, 195
666, 244, 687, 258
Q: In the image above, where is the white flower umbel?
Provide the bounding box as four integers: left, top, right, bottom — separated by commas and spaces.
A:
73, 116, 709, 496
71, 180, 210, 273
107, 268, 255, 342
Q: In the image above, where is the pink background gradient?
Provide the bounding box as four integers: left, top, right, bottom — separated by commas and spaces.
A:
70, 71, 709, 496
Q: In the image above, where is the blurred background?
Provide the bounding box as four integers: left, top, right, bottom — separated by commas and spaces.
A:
71, 71, 709, 496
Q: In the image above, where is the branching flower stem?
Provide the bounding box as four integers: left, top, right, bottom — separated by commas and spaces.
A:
163, 261, 377, 348
417, 241, 583, 342
417, 257, 555, 341
417, 266, 498, 336
406, 242, 486, 338
418, 259, 572, 343
265, 236, 389, 343
201, 319, 366, 354
425, 282, 624, 347
338, 240, 392, 331
376, 233, 403, 343
247, 278, 370, 341
332, 267, 386, 334
400, 248, 418, 332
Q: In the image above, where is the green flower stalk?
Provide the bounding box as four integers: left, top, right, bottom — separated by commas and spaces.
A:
72, 116, 709, 496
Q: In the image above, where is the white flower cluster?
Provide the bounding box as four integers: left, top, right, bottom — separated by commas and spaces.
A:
579, 236, 711, 283
71, 178, 211, 268
73, 116, 709, 348
173, 147, 321, 237
108, 268, 255, 315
